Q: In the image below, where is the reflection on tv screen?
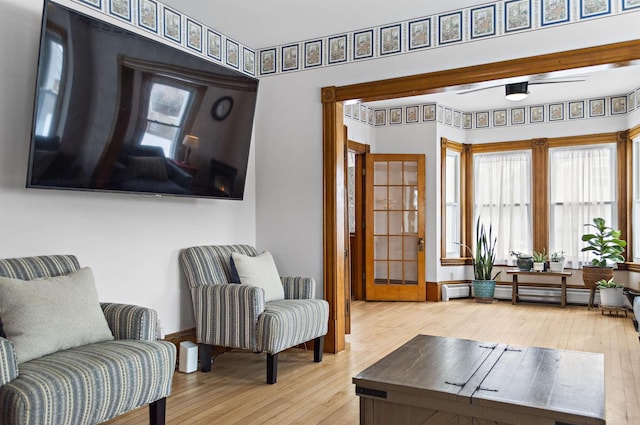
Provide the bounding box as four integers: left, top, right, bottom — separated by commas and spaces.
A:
28, 1, 258, 200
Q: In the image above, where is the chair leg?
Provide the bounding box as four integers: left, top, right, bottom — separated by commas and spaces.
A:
267, 352, 278, 384
313, 336, 324, 363
199, 343, 213, 372
149, 397, 166, 425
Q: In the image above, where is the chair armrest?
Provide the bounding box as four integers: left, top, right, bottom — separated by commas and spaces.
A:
101, 303, 158, 341
0, 337, 18, 386
167, 160, 193, 188
281, 276, 316, 299
190, 283, 265, 351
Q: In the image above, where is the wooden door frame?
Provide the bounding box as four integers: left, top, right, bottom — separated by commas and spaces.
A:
347, 140, 369, 301
322, 40, 640, 353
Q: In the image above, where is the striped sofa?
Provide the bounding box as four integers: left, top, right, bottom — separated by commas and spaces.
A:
0, 255, 176, 425
179, 245, 329, 384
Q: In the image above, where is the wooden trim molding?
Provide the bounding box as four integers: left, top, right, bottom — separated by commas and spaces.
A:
322, 87, 346, 354
441, 258, 472, 266
347, 140, 369, 301
441, 138, 467, 262
532, 138, 549, 253
331, 41, 640, 103
322, 40, 640, 353
618, 130, 631, 262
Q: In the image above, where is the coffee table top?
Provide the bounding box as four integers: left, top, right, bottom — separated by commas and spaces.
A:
353, 334, 605, 424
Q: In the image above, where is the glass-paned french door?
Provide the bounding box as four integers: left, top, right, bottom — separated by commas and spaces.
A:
365, 154, 426, 301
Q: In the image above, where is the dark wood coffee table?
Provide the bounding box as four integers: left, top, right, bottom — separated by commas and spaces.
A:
353, 334, 605, 425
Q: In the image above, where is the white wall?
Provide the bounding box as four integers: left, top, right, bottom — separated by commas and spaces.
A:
254, 12, 639, 295
1, 1, 639, 336
0, 0, 257, 336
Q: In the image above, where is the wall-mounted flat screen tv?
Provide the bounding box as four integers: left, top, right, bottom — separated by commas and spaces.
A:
27, 1, 259, 200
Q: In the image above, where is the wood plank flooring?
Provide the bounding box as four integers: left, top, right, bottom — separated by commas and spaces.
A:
105, 299, 640, 425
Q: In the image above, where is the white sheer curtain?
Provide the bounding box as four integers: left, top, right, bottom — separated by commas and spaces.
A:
549, 144, 616, 268
473, 150, 532, 264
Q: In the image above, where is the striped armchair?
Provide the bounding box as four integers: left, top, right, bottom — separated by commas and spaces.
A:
179, 245, 329, 384
0, 255, 176, 425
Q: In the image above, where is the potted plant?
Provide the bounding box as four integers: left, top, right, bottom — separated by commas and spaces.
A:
459, 218, 501, 303
532, 250, 547, 272
510, 251, 533, 272
549, 251, 565, 273
595, 277, 625, 307
581, 217, 626, 290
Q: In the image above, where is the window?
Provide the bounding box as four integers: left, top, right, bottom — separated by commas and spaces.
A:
348, 151, 356, 233
631, 138, 640, 263
140, 78, 195, 157
549, 144, 617, 267
35, 29, 65, 137
444, 150, 460, 257
473, 150, 532, 263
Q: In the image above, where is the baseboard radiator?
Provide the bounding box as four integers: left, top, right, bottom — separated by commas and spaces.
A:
441, 283, 603, 306
497, 286, 602, 305
441, 284, 471, 301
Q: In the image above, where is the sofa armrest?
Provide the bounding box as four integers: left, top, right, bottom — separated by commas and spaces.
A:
0, 337, 18, 386
191, 283, 265, 351
101, 303, 158, 341
281, 276, 316, 299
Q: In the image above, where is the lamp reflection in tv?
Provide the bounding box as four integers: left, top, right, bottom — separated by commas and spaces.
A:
182, 135, 199, 164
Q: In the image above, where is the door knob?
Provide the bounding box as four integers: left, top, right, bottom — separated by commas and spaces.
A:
418, 238, 425, 251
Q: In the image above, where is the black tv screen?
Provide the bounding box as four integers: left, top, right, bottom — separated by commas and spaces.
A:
28, 1, 258, 199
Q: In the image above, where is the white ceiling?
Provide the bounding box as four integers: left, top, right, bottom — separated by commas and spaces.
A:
161, 0, 639, 110
366, 64, 640, 111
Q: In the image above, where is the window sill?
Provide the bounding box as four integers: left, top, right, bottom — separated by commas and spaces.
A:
441, 257, 472, 266
625, 262, 640, 272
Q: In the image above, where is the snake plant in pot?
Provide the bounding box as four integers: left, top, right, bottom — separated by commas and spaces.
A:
458, 218, 501, 303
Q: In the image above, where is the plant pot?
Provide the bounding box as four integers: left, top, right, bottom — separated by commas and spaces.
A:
582, 265, 613, 289
549, 261, 564, 273
599, 287, 624, 307
472, 279, 496, 303
533, 262, 545, 272
516, 257, 533, 272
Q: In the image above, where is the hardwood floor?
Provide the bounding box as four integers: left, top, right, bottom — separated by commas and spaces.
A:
106, 299, 640, 425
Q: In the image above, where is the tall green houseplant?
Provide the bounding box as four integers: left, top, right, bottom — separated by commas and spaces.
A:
581, 217, 627, 308
460, 218, 500, 303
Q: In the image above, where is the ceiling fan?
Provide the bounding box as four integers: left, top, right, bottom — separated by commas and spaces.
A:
456, 77, 587, 100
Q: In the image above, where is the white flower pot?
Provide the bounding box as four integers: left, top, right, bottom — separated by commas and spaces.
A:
549, 261, 564, 273
533, 262, 545, 272
599, 287, 624, 307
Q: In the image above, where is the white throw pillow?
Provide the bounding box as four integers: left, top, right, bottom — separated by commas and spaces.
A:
231, 251, 285, 302
0, 267, 114, 364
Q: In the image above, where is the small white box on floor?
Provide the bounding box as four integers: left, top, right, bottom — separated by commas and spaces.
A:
179, 341, 198, 373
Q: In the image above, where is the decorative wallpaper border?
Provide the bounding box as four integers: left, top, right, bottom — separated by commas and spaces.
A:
345, 85, 640, 129
72, 0, 257, 77
70, 0, 639, 81
258, 0, 640, 76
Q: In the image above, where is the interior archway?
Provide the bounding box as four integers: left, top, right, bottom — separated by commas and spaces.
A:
321, 40, 640, 353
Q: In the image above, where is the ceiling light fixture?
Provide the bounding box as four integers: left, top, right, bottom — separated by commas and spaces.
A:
505, 82, 529, 101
